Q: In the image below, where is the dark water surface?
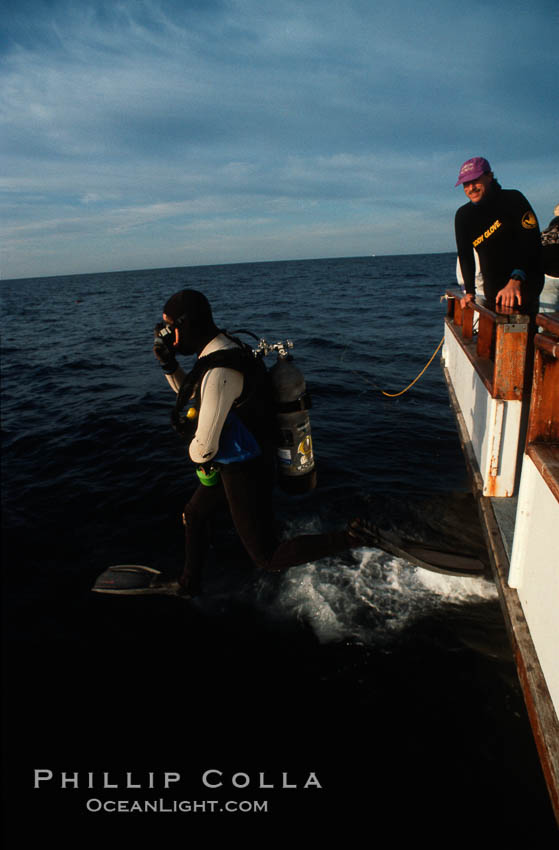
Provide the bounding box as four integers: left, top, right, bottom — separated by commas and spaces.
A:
2, 255, 556, 841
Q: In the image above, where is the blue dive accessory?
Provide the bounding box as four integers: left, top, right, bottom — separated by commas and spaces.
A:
213, 412, 261, 464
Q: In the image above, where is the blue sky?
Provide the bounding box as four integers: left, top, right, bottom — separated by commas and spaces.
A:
1, 0, 557, 279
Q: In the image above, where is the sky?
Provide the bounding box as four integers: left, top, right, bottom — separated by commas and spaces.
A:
1, 0, 558, 280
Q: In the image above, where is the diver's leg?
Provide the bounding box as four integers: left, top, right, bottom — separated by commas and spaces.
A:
180, 480, 225, 594
221, 458, 352, 572
261, 527, 352, 572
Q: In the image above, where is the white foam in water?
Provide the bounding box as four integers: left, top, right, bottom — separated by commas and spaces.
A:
280, 567, 348, 642
413, 562, 498, 601
257, 542, 498, 647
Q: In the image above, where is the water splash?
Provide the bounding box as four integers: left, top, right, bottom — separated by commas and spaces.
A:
251, 542, 497, 647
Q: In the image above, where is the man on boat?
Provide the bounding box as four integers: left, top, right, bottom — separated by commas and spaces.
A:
454, 157, 544, 313
153, 288, 357, 596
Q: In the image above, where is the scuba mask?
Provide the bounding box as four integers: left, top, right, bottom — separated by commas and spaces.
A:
157, 311, 197, 355
155, 321, 178, 351
167, 312, 199, 355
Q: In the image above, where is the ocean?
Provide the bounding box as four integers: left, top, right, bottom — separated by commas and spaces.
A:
2, 254, 556, 841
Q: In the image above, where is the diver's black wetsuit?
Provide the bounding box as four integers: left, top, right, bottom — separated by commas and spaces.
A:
455, 184, 544, 312
172, 335, 351, 595
181, 455, 349, 594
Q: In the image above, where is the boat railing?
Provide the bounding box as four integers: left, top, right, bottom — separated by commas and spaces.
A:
443, 298, 559, 821
507, 312, 559, 794
442, 290, 531, 497
444, 289, 530, 402
524, 313, 559, 501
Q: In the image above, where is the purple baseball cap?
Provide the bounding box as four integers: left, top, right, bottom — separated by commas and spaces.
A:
455, 157, 491, 187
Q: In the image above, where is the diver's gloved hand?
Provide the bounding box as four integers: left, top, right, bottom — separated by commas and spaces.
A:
153, 322, 178, 374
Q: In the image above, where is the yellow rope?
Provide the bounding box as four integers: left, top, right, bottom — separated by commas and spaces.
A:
381, 336, 445, 398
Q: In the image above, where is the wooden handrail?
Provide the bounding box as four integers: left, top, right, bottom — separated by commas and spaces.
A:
444, 291, 529, 401
526, 317, 559, 445
536, 312, 559, 337
445, 290, 530, 327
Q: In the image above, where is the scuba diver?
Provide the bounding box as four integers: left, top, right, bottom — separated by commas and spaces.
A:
149, 288, 359, 597
91, 288, 487, 598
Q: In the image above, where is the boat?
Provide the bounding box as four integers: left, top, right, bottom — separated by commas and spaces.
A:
441, 291, 559, 825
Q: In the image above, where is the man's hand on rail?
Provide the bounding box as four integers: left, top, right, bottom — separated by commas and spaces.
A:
496, 279, 522, 309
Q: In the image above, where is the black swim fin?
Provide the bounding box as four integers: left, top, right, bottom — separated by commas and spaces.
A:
91, 565, 188, 596
348, 520, 486, 577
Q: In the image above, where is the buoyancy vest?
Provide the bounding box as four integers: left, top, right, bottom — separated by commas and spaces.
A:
171, 335, 275, 455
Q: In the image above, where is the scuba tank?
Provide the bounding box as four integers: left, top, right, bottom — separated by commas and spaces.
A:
170, 330, 317, 495
259, 339, 317, 494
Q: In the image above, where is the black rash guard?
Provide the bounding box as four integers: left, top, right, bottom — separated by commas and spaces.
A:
455, 184, 544, 312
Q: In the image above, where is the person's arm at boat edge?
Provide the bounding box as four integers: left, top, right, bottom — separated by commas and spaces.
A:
495, 191, 541, 310
455, 207, 476, 310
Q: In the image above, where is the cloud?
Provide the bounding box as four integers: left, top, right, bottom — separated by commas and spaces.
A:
1, 0, 557, 278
